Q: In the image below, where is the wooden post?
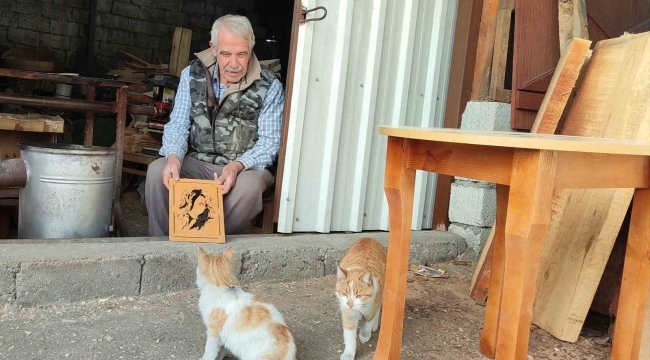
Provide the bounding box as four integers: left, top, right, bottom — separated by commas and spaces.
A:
83, 84, 96, 146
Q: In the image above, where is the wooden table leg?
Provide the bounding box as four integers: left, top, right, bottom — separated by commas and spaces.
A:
373, 137, 416, 360
496, 149, 556, 359
480, 184, 509, 358
611, 188, 650, 360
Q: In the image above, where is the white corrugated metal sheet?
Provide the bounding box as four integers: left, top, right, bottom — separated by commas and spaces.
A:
278, 0, 459, 233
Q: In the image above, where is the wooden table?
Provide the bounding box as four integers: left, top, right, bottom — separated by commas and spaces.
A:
375, 126, 650, 360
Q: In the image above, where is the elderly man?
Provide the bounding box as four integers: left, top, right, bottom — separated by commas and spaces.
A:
145, 14, 284, 235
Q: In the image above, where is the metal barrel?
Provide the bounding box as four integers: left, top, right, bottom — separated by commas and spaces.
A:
17, 143, 117, 239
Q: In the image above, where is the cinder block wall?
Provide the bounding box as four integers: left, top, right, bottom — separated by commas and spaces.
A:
448, 101, 513, 259
0, 0, 263, 73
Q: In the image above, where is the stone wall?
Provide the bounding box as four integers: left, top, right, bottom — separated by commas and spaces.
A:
0, 0, 263, 73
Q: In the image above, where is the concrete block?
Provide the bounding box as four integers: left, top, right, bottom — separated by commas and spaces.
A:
50, 20, 80, 38
72, 8, 89, 24
182, 1, 205, 16
128, 19, 155, 35
54, 0, 88, 9
132, 33, 160, 50
40, 34, 72, 50
158, 0, 182, 12
97, 0, 113, 13
0, 26, 7, 44
42, 3, 73, 21
96, 13, 129, 29
16, 257, 142, 306
137, 7, 165, 23
112, 1, 139, 17
460, 101, 512, 132
164, 11, 187, 26
188, 15, 213, 30
108, 29, 132, 46
0, 10, 18, 27
449, 223, 491, 260
449, 181, 496, 227
8, 28, 39, 46
11, 0, 42, 15
239, 248, 321, 283
19, 14, 49, 32
154, 23, 176, 38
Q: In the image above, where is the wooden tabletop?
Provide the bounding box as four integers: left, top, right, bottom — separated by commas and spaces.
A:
379, 126, 650, 156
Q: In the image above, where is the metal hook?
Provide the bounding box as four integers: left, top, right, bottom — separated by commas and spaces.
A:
301, 6, 328, 24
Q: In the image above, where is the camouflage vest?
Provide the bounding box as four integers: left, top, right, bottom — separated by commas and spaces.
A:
186, 60, 276, 165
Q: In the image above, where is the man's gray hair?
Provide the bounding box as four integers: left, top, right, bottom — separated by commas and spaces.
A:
210, 15, 255, 52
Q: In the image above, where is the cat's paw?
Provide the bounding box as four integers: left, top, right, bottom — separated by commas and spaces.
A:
359, 331, 371, 343
340, 353, 355, 360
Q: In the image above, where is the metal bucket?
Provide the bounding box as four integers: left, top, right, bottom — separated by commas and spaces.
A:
5, 143, 117, 239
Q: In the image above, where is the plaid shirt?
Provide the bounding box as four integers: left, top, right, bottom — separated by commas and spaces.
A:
160, 65, 285, 170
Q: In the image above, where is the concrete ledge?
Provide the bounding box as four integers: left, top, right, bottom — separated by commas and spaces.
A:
0, 231, 465, 307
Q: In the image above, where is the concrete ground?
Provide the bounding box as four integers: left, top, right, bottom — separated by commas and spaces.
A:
0, 264, 610, 360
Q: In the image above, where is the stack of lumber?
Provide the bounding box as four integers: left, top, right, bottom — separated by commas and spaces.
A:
0, 113, 64, 133
169, 27, 192, 77
472, 31, 650, 345
108, 51, 169, 83
260, 59, 281, 78
470, 0, 514, 103
118, 126, 161, 154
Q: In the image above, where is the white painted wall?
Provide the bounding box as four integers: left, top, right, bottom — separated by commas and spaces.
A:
278, 0, 459, 233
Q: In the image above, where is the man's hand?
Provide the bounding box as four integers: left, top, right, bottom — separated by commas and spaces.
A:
215, 161, 244, 195
162, 154, 181, 189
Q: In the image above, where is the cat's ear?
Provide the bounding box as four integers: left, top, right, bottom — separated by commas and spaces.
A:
337, 266, 348, 281
197, 247, 209, 265
223, 246, 235, 260
361, 272, 372, 285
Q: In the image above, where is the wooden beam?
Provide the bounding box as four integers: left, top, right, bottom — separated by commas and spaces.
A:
471, 0, 500, 100
433, 0, 484, 230
407, 140, 514, 185
531, 38, 591, 134
514, 90, 545, 111
488, 8, 513, 100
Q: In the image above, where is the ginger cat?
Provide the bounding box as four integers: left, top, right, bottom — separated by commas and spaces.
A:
196, 247, 297, 360
336, 238, 387, 360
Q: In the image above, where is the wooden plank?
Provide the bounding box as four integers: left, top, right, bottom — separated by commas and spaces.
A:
176, 29, 193, 77
531, 38, 591, 134
532, 32, 650, 342
470, 225, 495, 301
496, 149, 556, 359
433, 0, 484, 230
514, 90, 545, 111
554, 152, 650, 189
379, 127, 650, 156
0, 113, 64, 133
169, 27, 183, 76
488, 9, 512, 100
470, 0, 500, 100
611, 189, 650, 360
512, 0, 560, 130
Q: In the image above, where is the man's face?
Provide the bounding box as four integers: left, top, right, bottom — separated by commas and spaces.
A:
210, 27, 251, 86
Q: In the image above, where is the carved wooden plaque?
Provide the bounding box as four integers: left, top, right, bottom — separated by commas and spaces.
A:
168, 178, 225, 243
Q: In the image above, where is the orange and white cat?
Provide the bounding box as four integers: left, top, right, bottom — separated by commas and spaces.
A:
335, 238, 387, 360
196, 247, 297, 360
